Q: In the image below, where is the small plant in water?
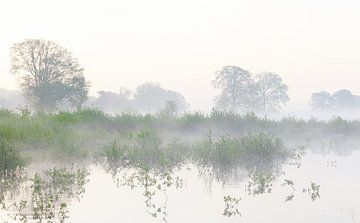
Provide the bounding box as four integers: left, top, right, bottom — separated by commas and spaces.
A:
281, 179, 296, 202
245, 171, 274, 196
303, 181, 320, 201
116, 167, 184, 222
6, 167, 89, 223
223, 195, 241, 217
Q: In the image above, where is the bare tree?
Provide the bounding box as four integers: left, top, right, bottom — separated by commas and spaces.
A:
256, 72, 289, 114
310, 89, 360, 112
212, 66, 255, 112
10, 39, 88, 112
310, 91, 333, 111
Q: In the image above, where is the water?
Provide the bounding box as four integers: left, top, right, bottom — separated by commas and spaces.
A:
1, 150, 360, 223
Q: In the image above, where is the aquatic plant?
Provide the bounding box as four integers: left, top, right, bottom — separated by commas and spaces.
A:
0, 108, 359, 161
193, 133, 290, 185
303, 182, 320, 201
223, 195, 241, 217
98, 129, 189, 171
245, 171, 274, 196
111, 167, 183, 222
2, 168, 89, 223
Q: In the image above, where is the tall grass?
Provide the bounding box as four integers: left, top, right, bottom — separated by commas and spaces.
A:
0, 108, 359, 160
98, 129, 189, 170
0, 138, 27, 174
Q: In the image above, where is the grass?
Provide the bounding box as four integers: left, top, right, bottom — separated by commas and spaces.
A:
98, 129, 189, 170
0, 108, 359, 162
0, 138, 27, 174
1, 108, 348, 222
96, 129, 292, 188
191, 133, 290, 183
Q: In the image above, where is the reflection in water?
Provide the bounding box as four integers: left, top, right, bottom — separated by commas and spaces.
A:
92, 131, 325, 221
327, 160, 338, 168
1, 130, 334, 222
0, 169, 27, 214
94, 129, 188, 221
245, 172, 274, 196
193, 133, 292, 187
303, 182, 321, 202
220, 147, 322, 218
115, 167, 183, 222
96, 148, 184, 222
223, 196, 241, 217
0, 168, 89, 223
281, 179, 296, 202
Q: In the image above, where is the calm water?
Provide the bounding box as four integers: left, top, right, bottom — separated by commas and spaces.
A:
1, 150, 360, 223
68, 152, 360, 223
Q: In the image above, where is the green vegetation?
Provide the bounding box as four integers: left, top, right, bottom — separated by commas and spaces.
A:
1, 168, 89, 223
0, 108, 359, 160
0, 108, 335, 222
0, 138, 26, 174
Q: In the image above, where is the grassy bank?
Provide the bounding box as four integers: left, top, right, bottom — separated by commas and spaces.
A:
0, 108, 359, 160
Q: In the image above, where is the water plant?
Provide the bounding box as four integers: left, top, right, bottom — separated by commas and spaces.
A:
2, 168, 89, 223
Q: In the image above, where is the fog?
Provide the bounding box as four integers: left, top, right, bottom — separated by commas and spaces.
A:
1, 3, 360, 221
1, 0, 360, 113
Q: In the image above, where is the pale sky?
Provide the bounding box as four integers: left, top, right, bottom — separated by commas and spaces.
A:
1, 0, 360, 111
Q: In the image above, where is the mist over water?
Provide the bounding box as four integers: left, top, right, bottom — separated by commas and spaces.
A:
1, 0, 360, 222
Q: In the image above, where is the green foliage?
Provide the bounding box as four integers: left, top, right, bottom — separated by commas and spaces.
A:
325, 117, 360, 135
194, 133, 288, 174
0, 108, 359, 162
245, 171, 274, 195
53, 108, 107, 123
8, 168, 89, 223
240, 133, 289, 172
16, 105, 32, 119
11, 39, 89, 112
0, 109, 17, 120
0, 138, 27, 174
99, 129, 189, 170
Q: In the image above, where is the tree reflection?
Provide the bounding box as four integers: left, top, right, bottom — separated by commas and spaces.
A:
0, 167, 89, 223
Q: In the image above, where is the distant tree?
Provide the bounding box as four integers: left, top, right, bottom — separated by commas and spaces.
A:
310, 91, 333, 111
159, 100, 179, 117
118, 87, 132, 99
212, 66, 255, 112
10, 39, 89, 112
95, 88, 133, 113
255, 72, 289, 113
332, 89, 360, 111
67, 75, 90, 110
134, 82, 186, 113
310, 89, 360, 112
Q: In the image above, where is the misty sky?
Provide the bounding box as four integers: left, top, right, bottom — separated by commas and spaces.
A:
1, 0, 360, 111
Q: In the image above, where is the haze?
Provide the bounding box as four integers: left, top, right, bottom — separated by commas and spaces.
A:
1, 0, 360, 111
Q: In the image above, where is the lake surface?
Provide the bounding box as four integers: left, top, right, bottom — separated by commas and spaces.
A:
2, 149, 359, 223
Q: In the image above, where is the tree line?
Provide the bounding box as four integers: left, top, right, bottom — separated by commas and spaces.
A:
310, 90, 360, 112
92, 83, 186, 115
8, 39, 290, 115
6, 38, 358, 115
212, 66, 289, 114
